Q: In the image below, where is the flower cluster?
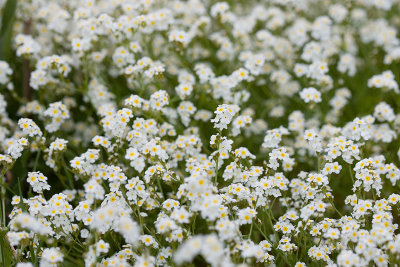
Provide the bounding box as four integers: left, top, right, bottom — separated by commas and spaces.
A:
1, 0, 400, 267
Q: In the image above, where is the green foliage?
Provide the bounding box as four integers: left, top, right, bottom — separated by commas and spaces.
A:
0, 0, 17, 60
0, 227, 14, 266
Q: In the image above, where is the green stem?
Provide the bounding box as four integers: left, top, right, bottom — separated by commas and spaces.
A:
0, 174, 6, 227
248, 221, 254, 239
32, 150, 41, 172
348, 164, 354, 184
1, 187, 5, 227
156, 178, 165, 200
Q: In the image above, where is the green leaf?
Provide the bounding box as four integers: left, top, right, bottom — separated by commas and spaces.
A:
0, 0, 17, 35
0, 0, 17, 60
0, 228, 14, 266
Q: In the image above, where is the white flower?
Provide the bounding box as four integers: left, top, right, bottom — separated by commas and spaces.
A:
116, 216, 140, 245
149, 90, 169, 111
96, 240, 110, 254
40, 247, 63, 265
300, 87, 321, 103
211, 104, 240, 130
368, 70, 399, 93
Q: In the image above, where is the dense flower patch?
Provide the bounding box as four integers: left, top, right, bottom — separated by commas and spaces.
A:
1, 0, 400, 266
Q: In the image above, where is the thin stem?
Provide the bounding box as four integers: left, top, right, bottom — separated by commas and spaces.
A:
0, 175, 6, 228
32, 150, 41, 172
156, 178, 165, 200
248, 221, 254, 240
348, 164, 354, 184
